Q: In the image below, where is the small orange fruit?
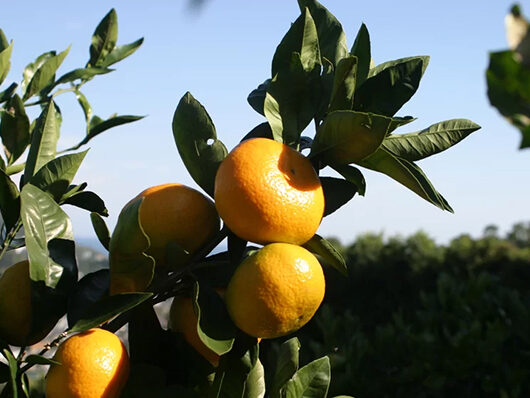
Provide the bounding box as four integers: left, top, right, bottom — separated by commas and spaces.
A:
214, 138, 324, 245
0, 260, 58, 346
225, 243, 325, 339
133, 183, 220, 265
168, 294, 221, 366
45, 328, 129, 398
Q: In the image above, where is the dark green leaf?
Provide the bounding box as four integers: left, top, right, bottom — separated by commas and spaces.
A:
68, 292, 152, 334
368, 55, 430, 78
247, 79, 271, 116
209, 335, 260, 398
282, 356, 330, 398
54, 67, 113, 87
88, 9, 118, 67
270, 337, 301, 398
311, 110, 392, 165
90, 212, 110, 250
0, 362, 9, 384
382, 119, 481, 161
20, 184, 74, 287
0, 83, 18, 104
193, 282, 235, 356
329, 56, 357, 112
0, 38, 13, 86
351, 23, 371, 87
60, 182, 88, 201
67, 269, 109, 328
227, 229, 247, 265
172, 92, 228, 197
265, 53, 321, 146
387, 115, 417, 135
29, 150, 88, 201
358, 147, 453, 212
23, 102, 60, 184
62, 190, 108, 216
4, 349, 17, 398
0, 168, 20, 232
23, 355, 60, 366
320, 176, 357, 216
74, 90, 92, 123
23, 46, 70, 100
330, 164, 366, 196
0, 95, 30, 164
100, 37, 144, 68
355, 57, 428, 116
241, 122, 273, 142
272, 8, 320, 76
303, 234, 347, 275
109, 196, 155, 293
297, 0, 348, 66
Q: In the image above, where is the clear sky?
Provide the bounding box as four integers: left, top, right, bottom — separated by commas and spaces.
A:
2, 1, 529, 246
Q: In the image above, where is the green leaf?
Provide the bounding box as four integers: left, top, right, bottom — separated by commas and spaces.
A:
74, 90, 92, 123
297, 0, 348, 66
320, 176, 358, 216
21, 51, 54, 95
310, 110, 393, 165
29, 150, 88, 201
54, 67, 113, 87
90, 212, 110, 250
351, 23, 371, 87
330, 164, 366, 196
368, 55, 430, 78
0, 83, 18, 104
270, 338, 301, 398
172, 92, 228, 197
67, 292, 152, 334
486, 50, 530, 148
4, 349, 17, 398
23, 102, 60, 184
193, 282, 236, 356
329, 56, 357, 112
62, 190, 108, 216
23, 46, 70, 100
109, 196, 155, 293
20, 184, 74, 288
0, 169, 20, 233
303, 234, 347, 275
0, 38, 13, 86
0, 95, 30, 164
265, 53, 321, 146
355, 56, 428, 116
382, 119, 481, 161
247, 79, 271, 116
241, 122, 273, 142
88, 9, 118, 67
282, 356, 331, 398
244, 359, 266, 398
67, 270, 109, 328
272, 8, 321, 76
358, 147, 453, 212
228, 229, 247, 265
23, 355, 60, 366
387, 115, 417, 135
100, 37, 144, 68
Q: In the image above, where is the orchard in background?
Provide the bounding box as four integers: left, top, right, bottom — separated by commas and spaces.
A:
0, 1, 481, 397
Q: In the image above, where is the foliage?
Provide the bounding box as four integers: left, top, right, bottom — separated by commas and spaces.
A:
284, 224, 530, 397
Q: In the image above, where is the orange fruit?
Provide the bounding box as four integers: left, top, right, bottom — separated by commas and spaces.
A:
214, 138, 324, 245
45, 328, 129, 398
134, 183, 220, 265
168, 294, 221, 366
225, 243, 325, 339
0, 260, 58, 346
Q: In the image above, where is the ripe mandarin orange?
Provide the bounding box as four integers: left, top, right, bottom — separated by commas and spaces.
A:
225, 243, 325, 339
45, 328, 129, 398
214, 138, 324, 245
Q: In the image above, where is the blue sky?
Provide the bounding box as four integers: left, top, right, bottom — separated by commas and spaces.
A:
2, 1, 529, 246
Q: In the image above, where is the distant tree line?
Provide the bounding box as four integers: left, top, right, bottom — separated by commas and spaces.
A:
262, 222, 530, 397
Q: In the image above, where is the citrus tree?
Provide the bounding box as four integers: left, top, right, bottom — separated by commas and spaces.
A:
0, 1, 481, 397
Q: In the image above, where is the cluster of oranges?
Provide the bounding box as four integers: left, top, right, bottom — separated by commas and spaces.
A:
0, 137, 326, 397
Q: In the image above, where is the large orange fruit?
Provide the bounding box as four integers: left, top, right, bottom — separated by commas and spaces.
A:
225, 243, 325, 339
45, 328, 129, 398
214, 138, 324, 245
